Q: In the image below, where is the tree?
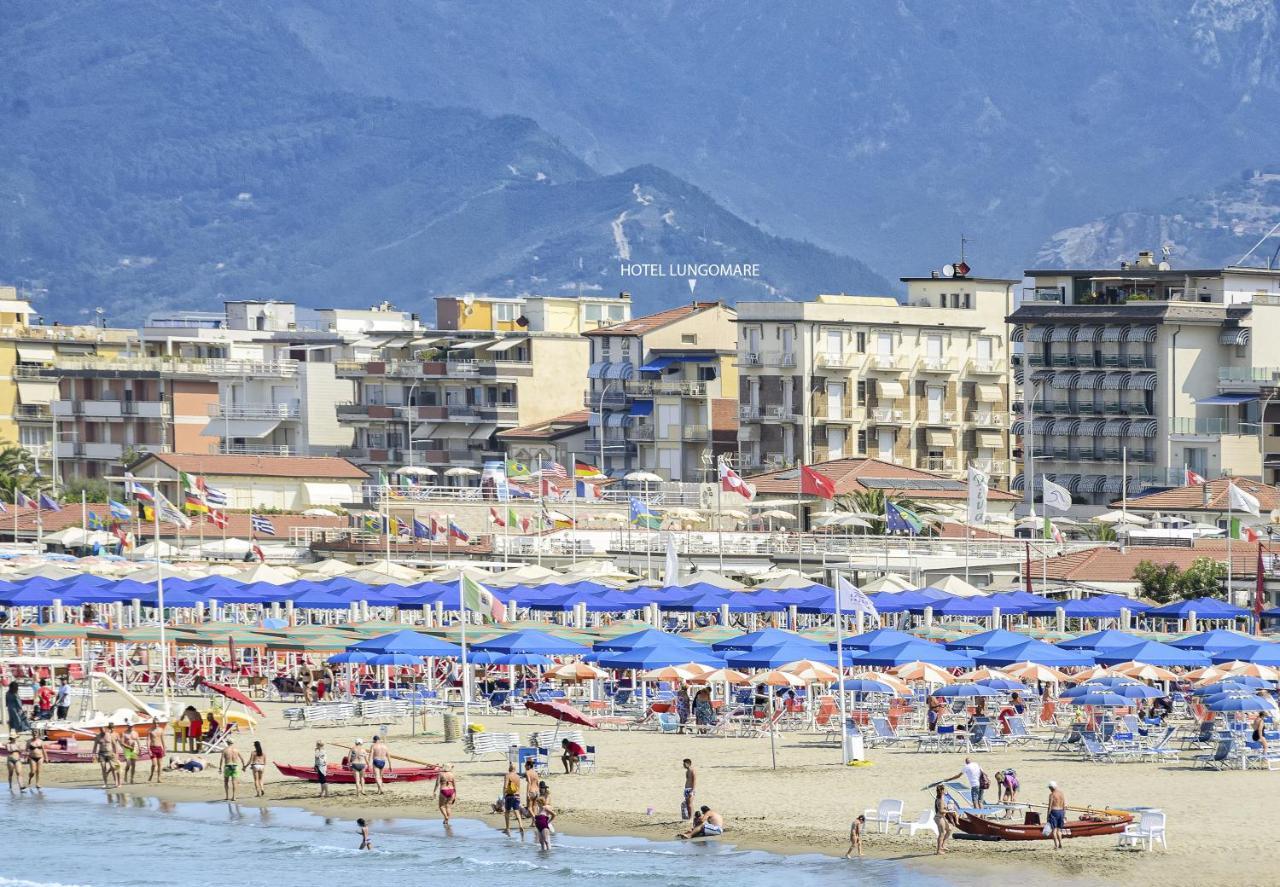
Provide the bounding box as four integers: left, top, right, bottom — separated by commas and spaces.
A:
1086, 523, 1117, 543
834, 489, 938, 536
1133, 560, 1181, 604
0, 445, 40, 500
1132, 557, 1227, 604
1179, 557, 1227, 601
61, 476, 110, 503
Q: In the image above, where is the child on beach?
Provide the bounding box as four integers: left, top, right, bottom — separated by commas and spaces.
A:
531, 797, 556, 850
314, 741, 329, 798
357, 818, 372, 850
844, 815, 865, 858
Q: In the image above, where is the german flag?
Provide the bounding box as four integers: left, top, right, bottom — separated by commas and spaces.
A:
574, 459, 603, 478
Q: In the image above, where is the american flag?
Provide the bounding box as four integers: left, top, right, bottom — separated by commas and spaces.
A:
539, 459, 567, 478
250, 514, 275, 536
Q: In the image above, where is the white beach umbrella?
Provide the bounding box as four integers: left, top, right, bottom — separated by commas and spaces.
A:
625, 471, 663, 484
444, 466, 480, 477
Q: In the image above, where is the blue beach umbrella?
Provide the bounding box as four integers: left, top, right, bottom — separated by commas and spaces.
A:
1110, 683, 1164, 700
725, 641, 838, 670
1210, 643, 1280, 666
932, 683, 1002, 698
711, 627, 816, 652
490, 652, 553, 667
839, 678, 901, 695
946, 628, 1033, 652
328, 650, 377, 664
849, 640, 974, 669
365, 652, 427, 666
1147, 597, 1251, 620
595, 642, 725, 670
1093, 641, 1209, 668
973, 639, 1094, 668
1205, 695, 1270, 713
1170, 629, 1257, 654
351, 629, 462, 658
1057, 630, 1147, 651
1069, 692, 1132, 707
834, 628, 921, 651
470, 629, 591, 656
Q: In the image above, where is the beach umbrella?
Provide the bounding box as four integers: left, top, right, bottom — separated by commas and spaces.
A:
974, 639, 1093, 668
835, 628, 921, 651
1002, 661, 1069, 684
1223, 661, 1280, 681
525, 699, 599, 728
350, 629, 462, 658
838, 678, 902, 696
596, 641, 725, 670
781, 659, 840, 683
931, 683, 1002, 698
1146, 597, 1251, 620
639, 664, 702, 682
1069, 691, 1132, 707
1109, 683, 1164, 700
958, 666, 1015, 682
711, 627, 817, 652
1057, 629, 1147, 651
1183, 665, 1229, 683
891, 661, 956, 684
543, 661, 609, 682
854, 641, 973, 669
980, 677, 1032, 692
471, 629, 591, 656
755, 669, 806, 687
490, 652, 554, 666
1068, 665, 1116, 683
1210, 643, 1280, 667
1205, 695, 1270, 713
1170, 629, 1257, 654
692, 667, 751, 685
947, 630, 1034, 652
726, 641, 837, 669
1204, 675, 1274, 690
929, 596, 1021, 617
1108, 661, 1180, 682
365, 652, 428, 666
199, 681, 266, 716
328, 650, 377, 665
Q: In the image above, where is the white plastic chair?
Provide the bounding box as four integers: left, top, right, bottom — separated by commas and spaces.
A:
861, 798, 904, 833
894, 810, 940, 839
1117, 810, 1167, 851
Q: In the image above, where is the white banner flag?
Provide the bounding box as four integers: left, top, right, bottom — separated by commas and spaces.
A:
1041, 477, 1071, 512
663, 533, 680, 585
836, 575, 878, 619
967, 464, 989, 525
1228, 482, 1261, 516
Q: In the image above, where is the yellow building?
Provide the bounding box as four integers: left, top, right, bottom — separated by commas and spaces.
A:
435, 293, 631, 334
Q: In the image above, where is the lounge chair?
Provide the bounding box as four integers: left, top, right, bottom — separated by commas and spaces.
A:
1245, 736, 1280, 771
1180, 720, 1215, 750
1192, 739, 1234, 770
972, 722, 1009, 751
578, 745, 597, 774
1079, 735, 1120, 763
1117, 810, 1167, 851
656, 713, 681, 734
868, 716, 909, 748
893, 810, 940, 839
861, 798, 904, 833
1140, 726, 1180, 762
1003, 715, 1034, 745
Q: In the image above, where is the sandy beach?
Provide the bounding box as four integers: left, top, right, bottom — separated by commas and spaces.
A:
20, 691, 1276, 887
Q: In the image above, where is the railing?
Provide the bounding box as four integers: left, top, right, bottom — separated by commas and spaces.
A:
631, 421, 656, 439
220, 444, 294, 456
683, 425, 709, 440
739, 404, 761, 421
971, 458, 1010, 475
916, 356, 959, 373
583, 390, 630, 409
965, 358, 1005, 375
15, 404, 51, 419
632, 380, 707, 397
967, 411, 1007, 427
39, 356, 299, 377
209, 403, 300, 420
923, 457, 957, 472
870, 407, 906, 422
359, 482, 708, 509
866, 354, 907, 371
1219, 366, 1280, 386
759, 351, 797, 368
1169, 417, 1260, 436
736, 351, 762, 367
815, 352, 860, 369
922, 410, 956, 425
762, 405, 799, 421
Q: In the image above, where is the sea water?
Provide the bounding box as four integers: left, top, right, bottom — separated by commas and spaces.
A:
0, 789, 971, 887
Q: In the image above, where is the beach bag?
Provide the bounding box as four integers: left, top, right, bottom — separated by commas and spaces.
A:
1041, 823, 1052, 837
979, 770, 990, 791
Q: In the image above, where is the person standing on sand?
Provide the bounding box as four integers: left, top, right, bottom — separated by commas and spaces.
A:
681, 758, 696, 820
502, 763, 525, 836
314, 741, 329, 798
1047, 781, 1066, 850
120, 725, 140, 784
357, 817, 372, 850
523, 758, 541, 812
6, 733, 25, 791
370, 735, 390, 794
249, 740, 267, 797
434, 766, 457, 822
54, 677, 71, 721
5, 681, 30, 733
220, 739, 244, 802
844, 814, 866, 858
933, 785, 953, 855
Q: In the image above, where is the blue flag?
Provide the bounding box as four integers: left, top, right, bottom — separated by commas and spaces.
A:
109, 499, 132, 522
413, 518, 431, 540
38, 492, 61, 512
885, 501, 923, 535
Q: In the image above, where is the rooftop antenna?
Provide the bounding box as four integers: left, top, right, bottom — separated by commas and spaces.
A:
1236, 219, 1280, 269
960, 233, 968, 264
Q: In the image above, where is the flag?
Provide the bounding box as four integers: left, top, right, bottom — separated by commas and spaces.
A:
109, 499, 131, 522
37, 492, 61, 512
460, 573, 506, 622
539, 459, 567, 478
203, 485, 228, 507
1044, 517, 1064, 544
252, 544, 265, 563
1041, 478, 1071, 512
157, 496, 192, 528
1242, 525, 1260, 543
1186, 468, 1206, 485
183, 493, 209, 513
448, 521, 470, 542
966, 464, 989, 525
1228, 482, 1261, 516
489, 506, 506, 527
505, 459, 529, 478
250, 514, 275, 535
179, 472, 204, 495
124, 473, 153, 502
574, 459, 602, 478
543, 507, 574, 529
719, 461, 756, 500
664, 534, 680, 585
15, 491, 34, 509
574, 479, 604, 500
539, 477, 569, 499
629, 497, 662, 529
835, 575, 878, 619
507, 506, 519, 527
413, 517, 431, 540
113, 524, 131, 550
207, 509, 228, 529
799, 465, 836, 499
520, 515, 532, 533
0, 499, 7, 515
885, 500, 923, 535
87, 513, 106, 531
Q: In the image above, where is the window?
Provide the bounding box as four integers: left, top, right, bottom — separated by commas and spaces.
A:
493, 302, 517, 322
962, 292, 972, 309
856, 430, 867, 453
698, 366, 717, 382
600, 338, 611, 358
584, 304, 604, 322
681, 333, 697, 344
855, 331, 866, 353
855, 380, 867, 406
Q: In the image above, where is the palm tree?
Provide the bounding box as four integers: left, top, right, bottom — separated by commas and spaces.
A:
833, 488, 938, 536
0, 445, 40, 500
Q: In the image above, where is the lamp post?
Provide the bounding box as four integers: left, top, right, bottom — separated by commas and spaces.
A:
404, 380, 421, 470
597, 379, 619, 472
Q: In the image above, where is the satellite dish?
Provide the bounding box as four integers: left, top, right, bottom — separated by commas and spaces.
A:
955, 261, 970, 277
461, 293, 476, 307
941, 264, 956, 278
515, 315, 529, 327
1158, 261, 1171, 271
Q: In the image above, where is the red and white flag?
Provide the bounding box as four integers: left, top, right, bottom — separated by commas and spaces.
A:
207, 509, 228, 529
719, 461, 755, 500
252, 544, 266, 562
1186, 468, 1206, 485
489, 506, 506, 527
800, 465, 836, 500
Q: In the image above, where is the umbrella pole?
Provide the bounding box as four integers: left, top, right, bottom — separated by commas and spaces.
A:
768, 691, 777, 770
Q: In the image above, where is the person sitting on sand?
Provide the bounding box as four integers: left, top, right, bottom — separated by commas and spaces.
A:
560, 738, 584, 774
844, 814, 865, 858
678, 805, 724, 839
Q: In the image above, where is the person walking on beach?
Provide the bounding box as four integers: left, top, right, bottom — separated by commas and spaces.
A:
120, 725, 140, 784
5, 733, 25, 792
314, 741, 330, 798
531, 797, 556, 850
681, 758, 696, 820
933, 785, 953, 855
523, 757, 541, 812
434, 765, 457, 822
54, 677, 71, 721
844, 814, 866, 858
147, 726, 166, 784
249, 740, 267, 797
348, 738, 368, 796
502, 763, 526, 836
370, 735, 390, 794
1047, 781, 1066, 850
944, 757, 986, 809
25, 729, 45, 790
220, 738, 244, 801
357, 817, 372, 851
5, 681, 30, 733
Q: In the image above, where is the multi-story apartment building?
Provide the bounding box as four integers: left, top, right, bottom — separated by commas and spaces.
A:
734, 273, 1015, 481
334, 295, 618, 472
584, 301, 739, 480
1009, 253, 1280, 505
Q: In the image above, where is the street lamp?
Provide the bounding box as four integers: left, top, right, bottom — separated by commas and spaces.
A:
404, 380, 421, 470
597, 379, 619, 472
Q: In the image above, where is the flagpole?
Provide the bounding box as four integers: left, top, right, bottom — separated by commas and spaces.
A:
569, 453, 578, 566
152, 465, 170, 721
536, 466, 545, 568
458, 577, 470, 731
1227, 493, 1234, 606
834, 574, 848, 765
716, 457, 725, 573
383, 481, 392, 575
80, 489, 87, 544
796, 465, 804, 580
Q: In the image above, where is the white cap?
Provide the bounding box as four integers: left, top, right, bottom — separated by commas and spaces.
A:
1048, 780, 1057, 788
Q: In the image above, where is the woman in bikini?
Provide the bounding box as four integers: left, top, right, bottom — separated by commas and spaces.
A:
369, 735, 389, 794
147, 727, 166, 783
349, 739, 368, 796
435, 766, 457, 822
531, 797, 556, 851
5, 733, 25, 791
248, 740, 267, 797
25, 729, 45, 790
120, 725, 140, 784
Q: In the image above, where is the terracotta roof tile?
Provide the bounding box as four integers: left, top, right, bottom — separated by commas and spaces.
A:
746, 458, 1018, 501
135, 453, 368, 480
1040, 540, 1257, 582
498, 410, 590, 440
1115, 476, 1278, 513
9, 505, 346, 540
582, 302, 729, 337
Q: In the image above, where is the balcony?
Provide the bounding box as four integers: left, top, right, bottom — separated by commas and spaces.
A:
52, 399, 167, 419
220, 444, 295, 456
738, 404, 762, 421
338, 447, 404, 464
923, 456, 957, 473
967, 411, 1007, 427
915, 356, 959, 374
964, 358, 1005, 375
921, 410, 957, 426
632, 380, 707, 397
209, 403, 300, 420
631, 421, 656, 440
737, 424, 760, 442
1170, 417, 1259, 437
815, 352, 860, 371
683, 425, 710, 440
870, 407, 908, 424
583, 389, 631, 409
1220, 366, 1280, 389
15, 404, 51, 419
735, 351, 763, 368
46, 356, 300, 379
971, 458, 1010, 476
755, 350, 797, 368
419, 448, 482, 465
866, 354, 909, 372
56, 441, 123, 460
760, 404, 800, 423
584, 436, 637, 455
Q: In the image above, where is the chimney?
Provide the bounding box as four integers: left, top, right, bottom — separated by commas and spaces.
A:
1202, 481, 1211, 507
1135, 250, 1157, 268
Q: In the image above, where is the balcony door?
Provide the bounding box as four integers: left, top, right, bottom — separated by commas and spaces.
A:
927, 386, 944, 424
877, 428, 895, 461
826, 426, 846, 460
826, 381, 844, 420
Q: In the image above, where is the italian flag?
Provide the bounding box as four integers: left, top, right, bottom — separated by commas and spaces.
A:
460, 573, 506, 622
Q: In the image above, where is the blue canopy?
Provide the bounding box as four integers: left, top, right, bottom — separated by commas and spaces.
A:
288, 589, 357, 610
1210, 642, 1280, 666
1028, 595, 1148, 618
489, 652, 554, 666
1146, 597, 1251, 619
1057, 630, 1147, 651
365, 652, 429, 666
849, 640, 974, 668
1110, 683, 1165, 699
1171, 629, 1259, 653
470, 629, 590, 656
328, 651, 377, 664
946, 629, 1033, 651
595, 641, 725, 670
1206, 695, 1270, 712
987, 590, 1056, 608
1209, 676, 1274, 690
529, 590, 639, 613
872, 588, 953, 614
834, 628, 921, 651
712, 627, 817, 652
932, 683, 1002, 698
594, 628, 687, 652
928, 597, 1021, 617
350, 629, 462, 658
1093, 641, 1210, 668
973, 639, 1094, 667
724, 641, 838, 669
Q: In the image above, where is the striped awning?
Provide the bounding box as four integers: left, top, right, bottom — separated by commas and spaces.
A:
1060, 474, 1083, 492
1050, 371, 1079, 389
1100, 326, 1125, 342
1011, 474, 1025, 491
1129, 419, 1158, 437
1104, 476, 1126, 493
1010, 420, 1025, 436
1220, 328, 1250, 346
1126, 373, 1158, 391
1013, 368, 1025, 385
926, 429, 954, 447
1074, 325, 1103, 343
975, 431, 1003, 449
1077, 418, 1105, 436
1102, 419, 1129, 436
1125, 326, 1157, 343
1082, 475, 1108, 494
1051, 419, 1077, 435
1011, 326, 1025, 343
1033, 417, 1054, 434
1047, 326, 1076, 343
1101, 374, 1126, 390
1075, 371, 1105, 389
1025, 327, 1048, 342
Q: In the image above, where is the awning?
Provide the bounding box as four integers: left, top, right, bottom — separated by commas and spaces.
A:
1059, 474, 1082, 492
1101, 374, 1126, 390
1050, 371, 1078, 389
1075, 371, 1105, 388
1197, 393, 1258, 405
486, 337, 528, 353
1050, 419, 1076, 435
1125, 326, 1157, 343
303, 482, 353, 506
975, 431, 1004, 449
638, 353, 715, 372
639, 356, 678, 372
604, 412, 629, 428
1102, 419, 1129, 437
1083, 475, 1108, 494
1010, 420, 1025, 436
1220, 328, 1250, 346
975, 384, 1002, 403
629, 400, 654, 417
469, 423, 497, 440
1047, 326, 1076, 343
587, 361, 609, 379
605, 361, 635, 380
1074, 325, 1103, 343
1032, 417, 1053, 433
1126, 373, 1157, 391
925, 429, 954, 447
1024, 327, 1047, 342
1077, 418, 1104, 436
15, 345, 55, 362
408, 336, 445, 349
1100, 326, 1125, 342
202, 418, 280, 439
1011, 474, 1025, 491
15, 381, 60, 404
448, 339, 499, 351
878, 380, 905, 399
1130, 419, 1158, 437
414, 422, 469, 440
1011, 327, 1025, 342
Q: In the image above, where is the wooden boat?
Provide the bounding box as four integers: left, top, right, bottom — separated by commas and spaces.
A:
274, 762, 440, 784
0, 743, 156, 764
43, 714, 165, 742
955, 809, 1133, 841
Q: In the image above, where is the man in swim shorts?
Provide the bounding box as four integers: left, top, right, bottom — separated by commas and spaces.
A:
501, 763, 525, 835
681, 758, 696, 820
679, 805, 724, 839
1047, 781, 1066, 850
221, 738, 244, 802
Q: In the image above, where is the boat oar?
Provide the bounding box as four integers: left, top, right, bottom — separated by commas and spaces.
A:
327, 741, 437, 769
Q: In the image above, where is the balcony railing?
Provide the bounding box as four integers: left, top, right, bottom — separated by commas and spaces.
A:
971, 458, 1010, 476
1220, 366, 1280, 387
39, 356, 299, 378
761, 405, 799, 422
967, 411, 1007, 427
736, 351, 763, 367
916, 356, 959, 374
815, 352, 860, 370
870, 407, 907, 423
1170, 417, 1260, 436
738, 404, 761, 421
209, 403, 301, 420
922, 410, 957, 425
220, 444, 295, 456
631, 380, 707, 397
923, 456, 957, 473
683, 425, 709, 440
965, 358, 1005, 375
866, 354, 908, 372
758, 350, 797, 368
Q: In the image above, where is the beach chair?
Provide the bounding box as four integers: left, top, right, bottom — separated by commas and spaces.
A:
1245, 738, 1280, 771
1139, 726, 1180, 762
1003, 715, 1035, 746
1079, 735, 1120, 763
528, 730, 584, 750
516, 746, 550, 775
578, 745, 597, 773
283, 707, 306, 729
464, 731, 520, 760
972, 722, 1009, 752
656, 713, 681, 734
861, 798, 904, 833
1117, 811, 1167, 851
486, 690, 512, 713
893, 810, 940, 839
867, 716, 909, 748
1192, 739, 1234, 770
1180, 720, 1215, 750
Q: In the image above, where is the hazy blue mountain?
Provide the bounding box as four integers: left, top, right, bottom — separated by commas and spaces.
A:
1036, 166, 1280, 270
0, 1, 888, 323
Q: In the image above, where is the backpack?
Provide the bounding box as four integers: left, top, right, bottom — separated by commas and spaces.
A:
979, 770, 990, 791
